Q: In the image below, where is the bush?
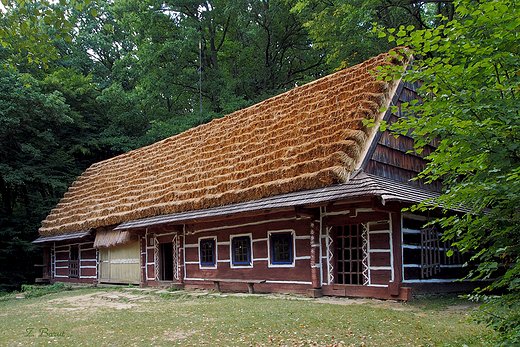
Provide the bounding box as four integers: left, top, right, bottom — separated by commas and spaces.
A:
21, 282, 72, 298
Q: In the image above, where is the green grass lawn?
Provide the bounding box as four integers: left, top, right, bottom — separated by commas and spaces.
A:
0, 286, 494, 346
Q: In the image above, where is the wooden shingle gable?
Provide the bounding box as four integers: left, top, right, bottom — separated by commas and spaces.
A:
39, 50, 410, 236
360, 80, 442, 191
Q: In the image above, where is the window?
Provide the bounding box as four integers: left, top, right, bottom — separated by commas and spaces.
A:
199, 238, 216, 266
68, 246, 79, 278
270, 232, 293, 265
232, 236, 251, 266
335, 224, 363, 285
420, 225, 441, 278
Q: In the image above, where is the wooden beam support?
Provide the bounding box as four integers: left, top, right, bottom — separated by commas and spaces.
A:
139, 236, 148, 287
390, 210, 404, 297
370, 196, 402, 213
310, 220, 321, 289
295, 206, 319, 219
322, 284, 412, 301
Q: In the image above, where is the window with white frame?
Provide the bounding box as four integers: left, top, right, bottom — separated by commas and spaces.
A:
269, 231, 294, 266
199, 237, 216, 267
231, 235, 252, 267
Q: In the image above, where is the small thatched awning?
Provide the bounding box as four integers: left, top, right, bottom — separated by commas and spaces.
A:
94, 230, 136, 248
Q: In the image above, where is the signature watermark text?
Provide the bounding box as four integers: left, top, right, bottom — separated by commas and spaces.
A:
25, 327, 66, 337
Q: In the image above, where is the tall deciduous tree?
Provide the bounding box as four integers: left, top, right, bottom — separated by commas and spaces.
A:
290, 0, 455, 68
376, 0, 519, 344
0, 66, 73, 291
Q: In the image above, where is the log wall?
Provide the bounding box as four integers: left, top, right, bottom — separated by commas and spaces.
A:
402, 213, 468, 284
182, 211, 314, 294
44, 206, 470, 299
52, 241, 97, 284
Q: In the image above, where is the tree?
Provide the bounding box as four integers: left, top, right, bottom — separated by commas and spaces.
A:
376, 0, 520, 344
290, 0, 455, 68
113, 0, 327, 126
0, 66, 73, 291
53, 0, 136, 89
0, 0, 97, 66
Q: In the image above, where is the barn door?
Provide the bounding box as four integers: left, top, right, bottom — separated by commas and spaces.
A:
99, 248, 110, 281
68, 246, 79, 278
335, 224, 367, 285
98, 242, 140, 284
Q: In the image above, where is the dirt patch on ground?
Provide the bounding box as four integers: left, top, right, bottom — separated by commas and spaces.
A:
163, 329, 198, 341
446, 303, 481, 311
46, 291, 152, 311
34, 287, 469, 315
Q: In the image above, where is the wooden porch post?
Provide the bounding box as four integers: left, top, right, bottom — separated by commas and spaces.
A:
140, 236, 148, 287
175, 233, 184, 283
43, 247, 51, 279
389, 211, 403, 296
308, 219, 323, 297
310, 221, 320, 288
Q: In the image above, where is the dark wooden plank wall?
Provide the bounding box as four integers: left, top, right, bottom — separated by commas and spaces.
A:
53, 241, 97, 283
182, 211, 314, 293
402, 214, 467, 281
365, 81, 442, 191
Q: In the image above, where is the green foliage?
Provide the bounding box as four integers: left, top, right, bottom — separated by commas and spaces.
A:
96, 82, 148, 152
21, 282, 72, 298
290, 0, 454, 68
376, 0, 520, 344
0, 0, 96, 66
0, 65, 74, 291
112, 0, 326, 122
471, 293, 520, 346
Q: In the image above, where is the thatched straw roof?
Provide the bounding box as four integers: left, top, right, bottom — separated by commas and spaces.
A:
39, 49, 408, 236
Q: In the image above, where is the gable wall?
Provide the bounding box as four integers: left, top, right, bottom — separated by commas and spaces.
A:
364, 81, 442, 191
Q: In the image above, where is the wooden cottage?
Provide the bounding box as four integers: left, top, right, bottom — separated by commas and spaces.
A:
34, 50, 471, 300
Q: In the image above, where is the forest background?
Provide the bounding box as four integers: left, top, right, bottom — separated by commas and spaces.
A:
0, 0, 471, 291
3, 0, 520, 344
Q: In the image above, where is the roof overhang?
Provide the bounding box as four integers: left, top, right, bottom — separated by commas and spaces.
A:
32, 229, 92, 244
115, 172, 457, 231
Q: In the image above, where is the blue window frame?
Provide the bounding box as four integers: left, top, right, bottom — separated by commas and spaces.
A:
232, 236, 251, 266
199, 239, 216, 266
270, 233, 293, 265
